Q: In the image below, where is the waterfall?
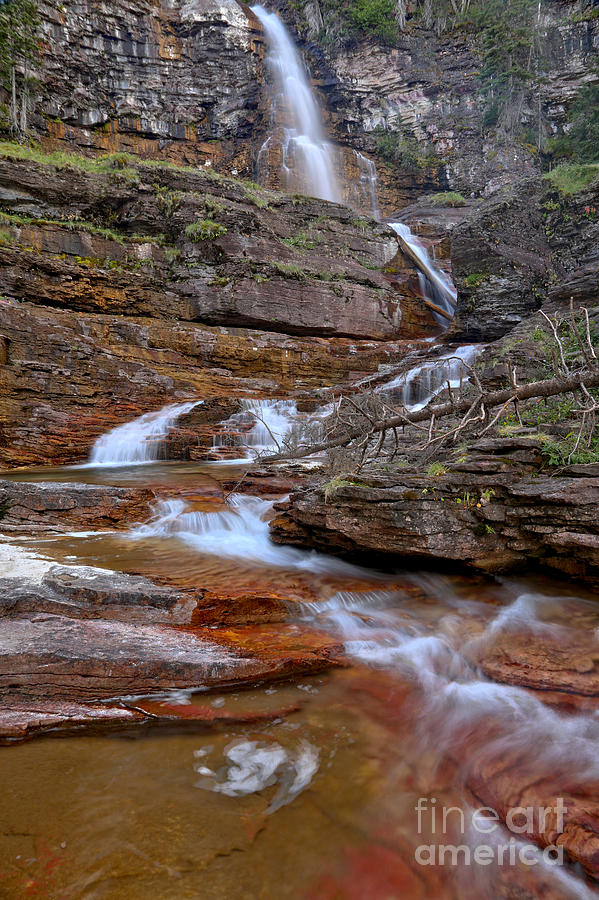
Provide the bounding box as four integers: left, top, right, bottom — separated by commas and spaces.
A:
354, 151, 380, 220
251, 4, 341, 203
89, 401, 200, 466
377, 345, 482, 411
389, 222, 457, 326
213, 399, 298, 455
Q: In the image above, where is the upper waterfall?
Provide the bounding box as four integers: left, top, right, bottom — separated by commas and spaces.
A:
251, 4, 342, 204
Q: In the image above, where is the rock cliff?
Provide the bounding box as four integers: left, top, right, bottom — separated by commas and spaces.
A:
6, 0, 598, 214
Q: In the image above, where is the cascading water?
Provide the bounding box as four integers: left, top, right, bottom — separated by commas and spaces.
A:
377, 344, 483, 411
89, 401, 200, 466
251, 4, 341, 203
213, 398, 298, 456
131, 493, 370, 576
389, 221, 458, 326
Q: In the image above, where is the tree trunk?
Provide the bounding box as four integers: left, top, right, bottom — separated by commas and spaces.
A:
10, 65, 18, 133
264, 370, 599, 461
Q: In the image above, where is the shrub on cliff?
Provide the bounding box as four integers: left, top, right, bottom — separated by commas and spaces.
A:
347, 0, 398, 45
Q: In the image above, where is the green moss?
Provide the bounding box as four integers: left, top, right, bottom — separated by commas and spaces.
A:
373, 125, 438, 171
272, 262, 306, 279
0, 227, 13, 246
426, 462, 447, 476
543, 163, 599, 196
154, 185, 182, 217
203, 195, 226, 214
280, 230, 319, 251
185, 219, 228, 242
208, 275, 232, 287
464, 272, 489, 288
429, 191, 467, 208
323, 476, 369, 502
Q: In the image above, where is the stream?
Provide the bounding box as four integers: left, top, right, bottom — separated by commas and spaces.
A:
0, 7, 597, 900
1, 453, 599, 898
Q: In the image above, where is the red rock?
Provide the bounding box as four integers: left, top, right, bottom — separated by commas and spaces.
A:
0, 614, 342, 702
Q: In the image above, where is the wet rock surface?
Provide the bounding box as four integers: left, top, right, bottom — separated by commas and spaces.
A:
0, 566, 196, 624
0, 153, 436, 467
0, 479, 154, 532
0, 613, 342, 705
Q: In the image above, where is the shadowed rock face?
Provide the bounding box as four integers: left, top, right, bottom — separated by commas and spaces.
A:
446, 175, 599, 342
448, 179, 551, 342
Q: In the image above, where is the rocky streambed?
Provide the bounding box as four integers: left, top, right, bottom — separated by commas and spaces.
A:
1, 3, 599, 889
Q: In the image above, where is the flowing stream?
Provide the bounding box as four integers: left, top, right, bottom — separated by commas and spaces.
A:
1, 10, 596, 900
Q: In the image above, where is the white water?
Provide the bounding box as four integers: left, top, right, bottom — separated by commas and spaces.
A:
213, 398, 298, 455
303, 585, 599, 778
252, 5, 341, 203
389, 221, 457, 325
194, 737, 319, 813
354, 151, 380, 219
377, 344, 482, 411
89, 401, 200, 466
295, 586, 599, 898
131, 493, 377, 577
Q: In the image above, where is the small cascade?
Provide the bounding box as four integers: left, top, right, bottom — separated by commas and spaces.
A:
389, 221, 457, 326
132, 493, 369, 575
352, 151, 381, 219
252, 4, 341, 203
377, 344, 482, 411
89, 401, 200, 466
213, 399, 298, 456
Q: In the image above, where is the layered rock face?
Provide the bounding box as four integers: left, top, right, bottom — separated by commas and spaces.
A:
34, 0, 265, 171
0, 150, 436, 466
270, 438, 599, 582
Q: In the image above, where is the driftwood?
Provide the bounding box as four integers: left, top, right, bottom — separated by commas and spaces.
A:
263, 305, 599, 467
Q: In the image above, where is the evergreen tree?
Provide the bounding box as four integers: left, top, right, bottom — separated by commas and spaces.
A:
547, 81, 599, 163
0, 0, 39, 138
